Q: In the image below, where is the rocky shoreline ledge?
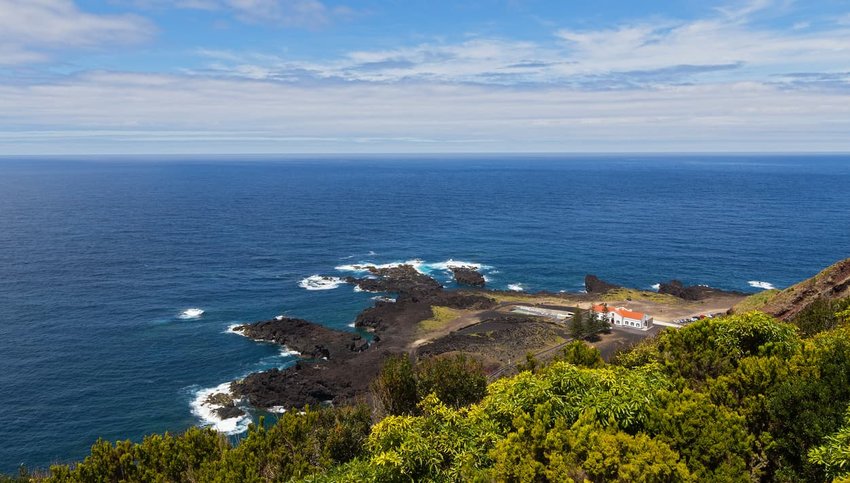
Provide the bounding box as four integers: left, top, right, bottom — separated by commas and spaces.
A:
209, 264, 754, 421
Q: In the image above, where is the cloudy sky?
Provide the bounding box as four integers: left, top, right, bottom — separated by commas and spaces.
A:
1, 0, 849, 154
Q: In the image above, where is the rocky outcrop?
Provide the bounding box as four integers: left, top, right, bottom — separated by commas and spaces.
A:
658, 280, 745, 301
231, 266, 499, 410
204, 392, 246, 420
759, 258, 850, 321
450, 266, 486, 287
354, 291, 496, 332
231, 355, 381, 409
234, 317, 369, 359
585, 275, 622, 294
345, 264, 442, 300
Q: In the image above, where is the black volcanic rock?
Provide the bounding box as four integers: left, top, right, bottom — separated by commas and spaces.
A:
232, 265, 496, 411
658, 280, 745, 301
354, 292, 495, 332
585, 274, 622, 294
450, 266, 486, 287
231, 350, 386, 409
213, 405, 246, 420
233, 317, 368, 359
345, 264, 442, 298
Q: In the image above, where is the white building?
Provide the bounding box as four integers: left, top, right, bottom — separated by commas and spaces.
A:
592, 304, 653, 330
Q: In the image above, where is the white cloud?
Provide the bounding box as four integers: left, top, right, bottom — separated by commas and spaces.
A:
1, 72, 849, 154
715, 0, 776, 21
126, 0, 348, 29
0, 0, 154, 65
190, 7, 850, 88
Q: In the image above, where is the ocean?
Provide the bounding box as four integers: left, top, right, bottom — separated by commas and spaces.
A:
1, 154, 848, 471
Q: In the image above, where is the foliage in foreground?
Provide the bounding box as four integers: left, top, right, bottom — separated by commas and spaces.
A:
372, 353, 488, 417
27, 299, 850, 482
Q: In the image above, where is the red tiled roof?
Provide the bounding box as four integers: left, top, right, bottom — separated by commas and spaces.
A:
592, 305, 646, 320
615, 308, 646, 320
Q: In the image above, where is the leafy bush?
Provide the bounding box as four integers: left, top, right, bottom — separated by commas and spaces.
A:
372, 354, 419, 416
416, 353, 487, 409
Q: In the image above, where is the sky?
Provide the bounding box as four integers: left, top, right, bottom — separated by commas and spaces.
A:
0, 0, 849, 154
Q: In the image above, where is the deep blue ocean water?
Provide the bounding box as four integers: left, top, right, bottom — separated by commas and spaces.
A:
1, 154, 849, 471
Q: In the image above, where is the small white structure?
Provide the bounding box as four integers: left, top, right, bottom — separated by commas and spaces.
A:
512, 306, 573, 320
592, 304, 653, 330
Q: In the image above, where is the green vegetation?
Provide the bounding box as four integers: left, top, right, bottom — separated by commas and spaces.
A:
419, 306, 462, 331
47, 406, 371, 482
600, 288, 681, 304
19, 297, 850, 482
733, 289, 780, 313
489, 292, 580, 305
792, 297, 850, 337
553, 340, 605, 368
372, 353, 488, 417
570, 308, 610, 340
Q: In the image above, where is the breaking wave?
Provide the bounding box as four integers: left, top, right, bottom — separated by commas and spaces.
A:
748, 280, 776, 290
190, 382, 251, 435
299, 275, 346, 290
179, 308, 204, 319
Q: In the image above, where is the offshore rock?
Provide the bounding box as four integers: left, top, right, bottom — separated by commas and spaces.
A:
658, 280, 745, 301
450, 266, 486, 287
234, 317, 368, 359
585, 274, 622, 294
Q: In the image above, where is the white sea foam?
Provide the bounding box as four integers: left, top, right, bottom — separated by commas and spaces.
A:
748, 280, 776, 290
335, 259, 425, 273
367, 250, 377, 256
275, 315, 285, 321
335, 258, 496, 279
353, 285, 364, 293
225, 323, 244, 335
179, 308, 205, 319
651, 283, 661, 291
267, 406, 287, 414
299, 275, 346, 290
371, 296, 396, 303
507, 283, 524, 292
190, 382, 251, 435
280, 346, 300, 357
427, 259, 492, 272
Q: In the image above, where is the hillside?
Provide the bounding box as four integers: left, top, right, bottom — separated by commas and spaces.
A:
733, 258, 850, 320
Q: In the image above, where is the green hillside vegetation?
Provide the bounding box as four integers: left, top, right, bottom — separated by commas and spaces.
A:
14, 298, 850, 482
599, 288, 681, 304
733, 289, 781, 313
759, 258, 850, 321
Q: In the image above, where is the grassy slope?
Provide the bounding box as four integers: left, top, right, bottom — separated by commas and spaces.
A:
419, 306, 463, 331
732, 289, 781, 313
759, 258, 850, 320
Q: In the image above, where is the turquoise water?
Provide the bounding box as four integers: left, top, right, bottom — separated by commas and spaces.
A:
0, 154, 848, 471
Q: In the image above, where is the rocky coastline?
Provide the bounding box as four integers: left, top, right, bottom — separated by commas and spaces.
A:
218, 265, 754, 418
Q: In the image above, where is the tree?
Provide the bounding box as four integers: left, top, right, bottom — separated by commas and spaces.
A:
416, 354, 487, 409
571, 308, 587, 340
516, 352, 539, 373
809, 407, 850, 480
557, 341, 604, 368
372, 354, 419, 416
590, 305, 611, 334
